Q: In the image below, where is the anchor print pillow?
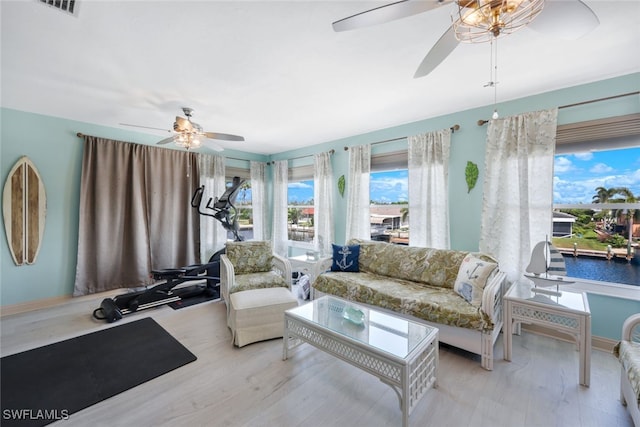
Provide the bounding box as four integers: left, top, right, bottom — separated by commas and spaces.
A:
453, 253, 498, 307
331, 244, 360, 272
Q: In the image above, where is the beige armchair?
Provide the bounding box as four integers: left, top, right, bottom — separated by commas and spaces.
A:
617, 313, 640, 426
220, 240, 292, 314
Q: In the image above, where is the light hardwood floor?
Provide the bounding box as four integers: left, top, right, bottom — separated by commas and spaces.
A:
0, 295, 634, 427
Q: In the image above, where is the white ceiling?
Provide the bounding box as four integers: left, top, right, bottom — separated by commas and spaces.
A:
2, 1, 639, 155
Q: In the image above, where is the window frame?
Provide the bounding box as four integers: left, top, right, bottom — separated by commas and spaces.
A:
552, 114, 640, 298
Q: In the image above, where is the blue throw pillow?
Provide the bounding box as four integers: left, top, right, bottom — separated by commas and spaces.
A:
331, 244, 360, 272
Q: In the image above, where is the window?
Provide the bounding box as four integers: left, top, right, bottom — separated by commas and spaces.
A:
370, 150, 409, 244
288, 165, 314, 244
553, 124, 640, 287
225, 167, 253, 241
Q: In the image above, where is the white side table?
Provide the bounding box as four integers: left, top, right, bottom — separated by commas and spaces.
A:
503, 279, 591, 386
288, 254, 319, 284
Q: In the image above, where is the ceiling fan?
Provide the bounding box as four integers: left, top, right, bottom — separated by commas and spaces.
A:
122, 107, 244, 152
333, 0, 599, 78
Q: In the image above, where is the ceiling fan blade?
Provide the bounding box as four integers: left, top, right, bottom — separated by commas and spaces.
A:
203, 140, 225, 152
120, 123, 170, 132
528, 0, 599, 40
204, 132, 245, 142
414, 24, 458, 78
156, 136, 175, 145
332, 0, 452, 32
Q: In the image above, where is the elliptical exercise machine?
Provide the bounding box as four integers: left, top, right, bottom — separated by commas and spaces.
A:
93, 177, 246, 323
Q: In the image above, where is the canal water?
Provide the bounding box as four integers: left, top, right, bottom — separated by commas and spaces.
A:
563, 255, 640, 286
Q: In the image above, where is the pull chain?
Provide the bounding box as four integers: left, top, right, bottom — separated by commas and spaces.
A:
484, 37, 499, 119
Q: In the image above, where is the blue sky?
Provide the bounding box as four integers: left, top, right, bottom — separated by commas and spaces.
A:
554, 146, 640, 204
286, 146, 640, 205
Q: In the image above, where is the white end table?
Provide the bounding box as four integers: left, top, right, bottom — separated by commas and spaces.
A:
288, 254, 319, 283
503, 279, 591, 386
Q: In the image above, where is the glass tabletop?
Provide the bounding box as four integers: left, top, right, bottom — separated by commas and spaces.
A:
506, 278, 589, 314
286, 296, 436, 359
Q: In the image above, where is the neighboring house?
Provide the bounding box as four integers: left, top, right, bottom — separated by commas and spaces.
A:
552, 211, 576, 238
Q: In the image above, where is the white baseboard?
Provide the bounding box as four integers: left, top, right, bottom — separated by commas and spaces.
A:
521, 324, 618, 353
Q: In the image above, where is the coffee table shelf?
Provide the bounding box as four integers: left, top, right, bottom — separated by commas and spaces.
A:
283, 296, 438, 427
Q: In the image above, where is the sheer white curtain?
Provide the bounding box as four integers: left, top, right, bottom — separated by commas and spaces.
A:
272, 160, 289, 257
408, 129, 451, 249
313, 152, 334, 256
198, 153, 226, 261
250, 161, 268, 241
345, 144, 371, 241
479, 108, 558, 282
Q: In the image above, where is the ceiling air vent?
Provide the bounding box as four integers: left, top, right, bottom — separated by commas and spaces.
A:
39, 0, 77, 17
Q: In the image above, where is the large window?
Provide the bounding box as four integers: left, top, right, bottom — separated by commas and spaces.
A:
553, 144, 640, 287
370, 150, 409, 244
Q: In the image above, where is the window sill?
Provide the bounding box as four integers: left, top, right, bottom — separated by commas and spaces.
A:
562, 277, 640, 301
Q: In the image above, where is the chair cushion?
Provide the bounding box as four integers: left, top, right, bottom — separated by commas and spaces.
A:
229, 271, 289, 295
617, 340, 640, 405
226, 240, 273, 274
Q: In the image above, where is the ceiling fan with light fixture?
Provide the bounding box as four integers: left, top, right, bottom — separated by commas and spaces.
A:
122, 107, 244, 151
333, 0, 599, 78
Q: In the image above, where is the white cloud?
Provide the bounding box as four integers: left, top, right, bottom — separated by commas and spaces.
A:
590, 163, 614, 174
573, 152, 593, 161
288, 181, 312, 189
554, 156, 573, 173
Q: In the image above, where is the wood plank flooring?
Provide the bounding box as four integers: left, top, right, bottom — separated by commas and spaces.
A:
0, 295, 634, 427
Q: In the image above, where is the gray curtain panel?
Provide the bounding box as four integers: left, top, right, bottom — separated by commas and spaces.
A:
73, 136, 200, 296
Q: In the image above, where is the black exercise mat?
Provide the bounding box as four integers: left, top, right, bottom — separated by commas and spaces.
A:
1, 317, 196, 427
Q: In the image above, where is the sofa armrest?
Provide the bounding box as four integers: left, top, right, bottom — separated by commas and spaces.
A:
220, 254, 235, 304
312, 257, 333, 283
480, 270, 507, 320
272, 254, 293, 291
623, 313, 640, 343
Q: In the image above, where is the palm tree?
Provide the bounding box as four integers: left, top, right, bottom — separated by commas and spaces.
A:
594, 186, 638, 254
400, 207, 409, 225
592, 186, 616, 204
612, 187, 638, 255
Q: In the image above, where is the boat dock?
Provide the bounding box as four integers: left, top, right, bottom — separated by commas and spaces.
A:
557, 247, 635, 261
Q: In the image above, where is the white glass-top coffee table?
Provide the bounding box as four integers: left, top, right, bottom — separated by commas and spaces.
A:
283, 296, 438, 427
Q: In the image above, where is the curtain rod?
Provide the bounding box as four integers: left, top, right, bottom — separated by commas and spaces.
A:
343, 124, 461, 151
266, 149, 335, 165
77, 132, 262, 163
476, 91, 640, 126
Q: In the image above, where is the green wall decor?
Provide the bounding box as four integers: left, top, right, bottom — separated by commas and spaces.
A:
465, 161, 479, 193
338, 175, 345, 198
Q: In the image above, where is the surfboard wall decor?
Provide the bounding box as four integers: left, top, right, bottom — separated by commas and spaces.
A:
3, 156, 46, 266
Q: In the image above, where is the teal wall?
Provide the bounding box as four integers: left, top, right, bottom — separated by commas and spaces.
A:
2, 73, 639, 340
587, 293, 640, 340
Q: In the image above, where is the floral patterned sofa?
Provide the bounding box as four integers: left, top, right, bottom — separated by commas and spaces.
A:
615, 313, 640, 426
312, 239, 506, 370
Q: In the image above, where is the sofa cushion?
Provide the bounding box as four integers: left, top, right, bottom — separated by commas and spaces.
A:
313, 271, 493, 331
330, 244, 360, 272
454, 253, 498, 307
226, 240, 273, 274
349, 239, 468, 289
